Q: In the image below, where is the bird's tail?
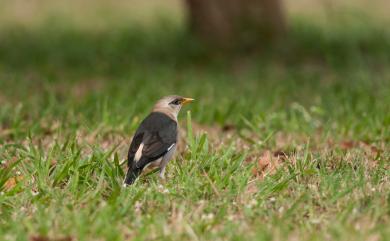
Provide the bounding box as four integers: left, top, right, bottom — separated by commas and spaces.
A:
123, 168, 141, 186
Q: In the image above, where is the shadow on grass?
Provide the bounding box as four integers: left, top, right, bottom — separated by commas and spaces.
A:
0, 18, 389, 77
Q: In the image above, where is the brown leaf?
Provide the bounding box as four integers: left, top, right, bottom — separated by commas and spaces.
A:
340, 140, 355, 150
50, 159, 58, 166
258, 150, 272, 172
359, 141, 382, 158
30, 235, 73, 241
369, 145, 381, 158
222, 124, 236, 132
273, 150, 288, 161
4, 176, 23, 191
30, 236, 50, 241
251, 150, 282, 179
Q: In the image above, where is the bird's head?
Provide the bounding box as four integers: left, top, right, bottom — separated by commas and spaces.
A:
153, 95, 194, 120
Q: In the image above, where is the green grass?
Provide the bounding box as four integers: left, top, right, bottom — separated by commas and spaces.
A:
0, 13, 390, 241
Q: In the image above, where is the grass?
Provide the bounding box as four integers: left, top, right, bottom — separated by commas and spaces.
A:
0, 4, 390, 241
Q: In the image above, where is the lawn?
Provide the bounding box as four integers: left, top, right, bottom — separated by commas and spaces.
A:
0, 1, 389, 241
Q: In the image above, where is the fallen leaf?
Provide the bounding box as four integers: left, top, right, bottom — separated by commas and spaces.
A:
4, 176, 23, 191
340, 140, 355, 150
222, 124, 236, 132
30, 236, 49, 241
251, 150, 282, 179
359, 141, 382, 159
258, 150, 272, 172
273, 150, 288, 161
369, 145, 381, 158
30, 235, 73, 241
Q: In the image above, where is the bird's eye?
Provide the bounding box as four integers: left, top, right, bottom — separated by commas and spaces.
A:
170, 99, 181, 105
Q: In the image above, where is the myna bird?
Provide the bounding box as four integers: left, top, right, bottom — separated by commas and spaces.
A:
123, 95, 194, 186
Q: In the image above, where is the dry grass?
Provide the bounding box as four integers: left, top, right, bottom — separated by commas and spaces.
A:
0, 0, 184, 29
0, 0, 389, 30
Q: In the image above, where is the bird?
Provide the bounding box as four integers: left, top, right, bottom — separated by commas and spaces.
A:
123, 95, 194, 186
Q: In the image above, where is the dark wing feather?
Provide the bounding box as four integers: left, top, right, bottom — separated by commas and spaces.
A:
127, 112, 177, 169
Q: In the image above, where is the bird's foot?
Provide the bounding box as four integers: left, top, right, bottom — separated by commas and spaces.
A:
158, 173, 167, 184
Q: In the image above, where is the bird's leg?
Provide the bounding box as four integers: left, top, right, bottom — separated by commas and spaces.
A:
158, 156, 170, 180
159, 166, 166, 179
159, 145, 176, 180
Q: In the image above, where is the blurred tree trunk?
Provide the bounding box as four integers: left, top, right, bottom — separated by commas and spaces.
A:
185, 0, 286, 50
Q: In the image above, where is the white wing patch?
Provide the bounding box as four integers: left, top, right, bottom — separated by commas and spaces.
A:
134, 143, 144, 162
167, 143, 175, 152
